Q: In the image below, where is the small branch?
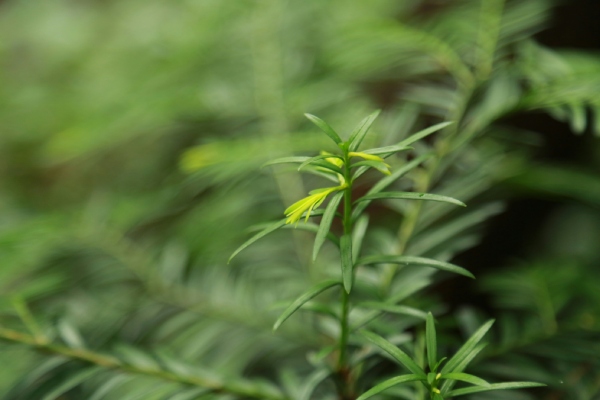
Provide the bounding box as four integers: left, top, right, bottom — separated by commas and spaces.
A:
0, 327, 289, 400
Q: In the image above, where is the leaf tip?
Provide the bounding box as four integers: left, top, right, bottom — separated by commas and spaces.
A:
343, 281, 352, 294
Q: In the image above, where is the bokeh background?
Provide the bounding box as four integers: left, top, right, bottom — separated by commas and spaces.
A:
0, 0, 599, 399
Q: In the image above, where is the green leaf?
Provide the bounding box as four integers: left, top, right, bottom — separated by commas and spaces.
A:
229, 219, 286, 263
397, 121, 453, 147
273, 280, 341, 331
358, 302, 427, 320
360, 330, 425, 376
362, 145, 413, 155
300, 301, 339, 320
351, 160, 390, 175
441, 320, 495, 374
357, 374, 422, 400
568, 103, 586, 134
351, 279, 432, 331
298, 154, 343, 171
439, 344, 486, 395
351, 214, 369, 262
358, 255, 474, 279
301, 165, 341, 183
355, 191, 466, 207
313, 191, 344, 260
88, 375, 133, 400
308, 160, 344, 175
348, 110, 381, 152
300, 368, 332, 400
281, 222, 340, 247
262, 156, 310, 167
441, 372, 490, 388
305, 113, 343, 145
42, 367, 102, 400
351, 153, 433, 220
433, 357, 448, 374
340, 234, 353, 293
426, 312, 437, 370
169, 389, 212, 400
593, 105, 600, 137
448, 382, 546, 397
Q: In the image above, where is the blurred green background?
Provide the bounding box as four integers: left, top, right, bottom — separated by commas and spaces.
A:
0, 0, 599, 399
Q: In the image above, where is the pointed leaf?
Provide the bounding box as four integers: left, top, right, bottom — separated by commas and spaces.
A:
352, 153, 433, 220
351, 278, 431, 331
397, 121, 453, 147
301, 165, 341, 183
360, 330, 425, 376
313, 191, 344, 260
355, 192, 466, 207
440, 344, 486, 395
426, 312, 437, 370
305, 113, 342, 145
229, 219, 286, 263
300, 301, 339, 320
448, 382, 546, 397
282, 222, 340, 247
358, 302, 427, 320
568, 103, 586, 134
351, 160, 390, 175
441, 320, 495, 374
348, 110, 381, 151
357, 374, 422, 400
351, 214, 369, 262
433, 357, 448, 373
298, 154, 343, 171
309, 160, 344, 175
300, 368, 331, 400
358, 255, 474, 279
262, 156, 310, 167
441, 372, 490, 387
362, 145, 413, 155
273, 280, 341, 330
42, 367, 102, 400
340, 234, 353, 293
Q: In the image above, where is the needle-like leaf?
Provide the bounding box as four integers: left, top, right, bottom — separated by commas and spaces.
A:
273, 280, 341, 331
358, 255, 474, 279
441, 320, 495, 374
448, 382, 546, 397
441, 372, 490, 388
396, 121, 453, 147
262, 157, 310, 167
360, 330, 425, 377
355, 192, 466, 207
351, 153, 433, 220
305, 113, 343, 145
348, 110, 381, 151
357, 374, 422, 400
340, 234, 353, 293
313, 191, 344, 260
229, 219, 286, 263
426, 312, 437, 370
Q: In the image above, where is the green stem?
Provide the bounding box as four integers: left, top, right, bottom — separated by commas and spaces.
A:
336, 149, 355, 398
338, 290, 350, 370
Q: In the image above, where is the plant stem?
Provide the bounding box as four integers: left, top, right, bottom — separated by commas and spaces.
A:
336, 150, 355, 399
338, 289, 350, 369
